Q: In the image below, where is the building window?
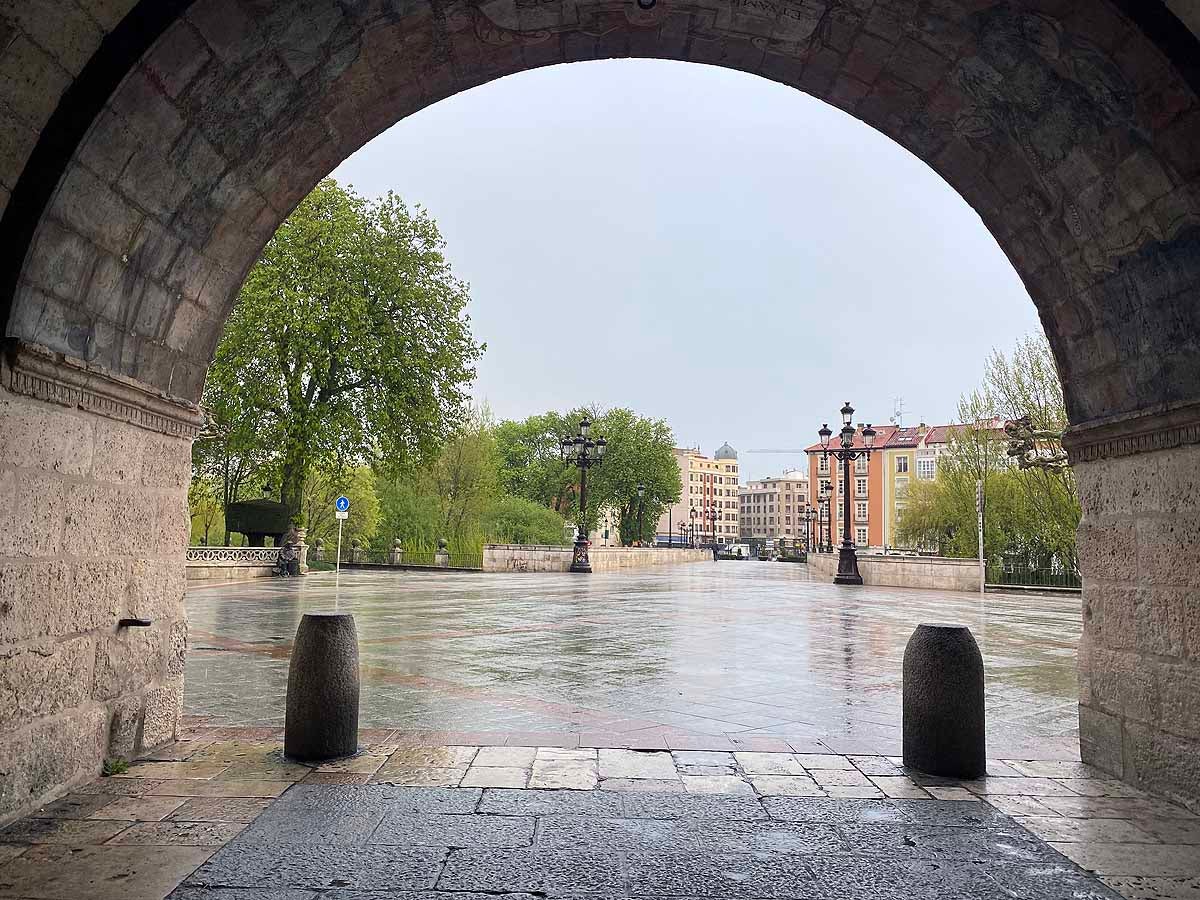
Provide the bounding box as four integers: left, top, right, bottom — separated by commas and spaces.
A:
896, 456, 909, 474
855, 501, 867, 520
854, 456, 868, 474
917, 458, 935, 480
896, 476, 909, 499
818, 456, 829, 474
856, 527, 868, 546
855, 477, 867, 495
820, 479, 831, 496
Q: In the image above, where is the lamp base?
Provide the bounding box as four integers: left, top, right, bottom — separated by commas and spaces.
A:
833, 545, 864, 585
569, 539, 592, 573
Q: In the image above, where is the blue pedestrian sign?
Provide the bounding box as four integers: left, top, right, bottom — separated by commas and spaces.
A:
335, 496, 350, 512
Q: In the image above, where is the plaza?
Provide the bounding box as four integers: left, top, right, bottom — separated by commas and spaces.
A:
184, 564, 1081, 758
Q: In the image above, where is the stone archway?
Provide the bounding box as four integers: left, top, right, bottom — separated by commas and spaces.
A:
1, 0, 1198, 820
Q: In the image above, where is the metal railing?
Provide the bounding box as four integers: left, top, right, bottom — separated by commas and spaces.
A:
338, 548, 484, 571
986, 560, 1081, 590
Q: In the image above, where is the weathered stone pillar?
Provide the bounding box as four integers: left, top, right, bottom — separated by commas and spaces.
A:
0, 342, 201, 824
434, 537, 449, 568
284, 612, 359, 761
1068, 410, 1200, 812
311, 539, 324, 563
389, 538, 403, 567
350, 540, 363, 564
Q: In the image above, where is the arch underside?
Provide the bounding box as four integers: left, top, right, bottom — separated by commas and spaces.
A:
0, 0, 1197, 434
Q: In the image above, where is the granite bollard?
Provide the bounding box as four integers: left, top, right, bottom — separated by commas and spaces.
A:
284, 612, 360, 761
902, 622, 986, 779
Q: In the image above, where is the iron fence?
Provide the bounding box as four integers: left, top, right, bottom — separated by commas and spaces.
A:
986, 560, 1081, 590
337, 548, 484, 571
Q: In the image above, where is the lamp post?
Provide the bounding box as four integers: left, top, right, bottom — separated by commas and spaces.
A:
678, 521, 688, 548
803, 503, 817, 553
561, 417, 607, 573
818, 402, 877, 585
636, 482, 646, 547
689, 504, 697, 548
706, 504, 719, 547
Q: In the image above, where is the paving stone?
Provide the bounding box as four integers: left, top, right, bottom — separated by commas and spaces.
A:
169, 798, 273, 823
980, 861, 1128, 899
30, 792, 121, 819
763, 797, 1005, 827
870, 776, 932, 799
235, 806, 383, 845
598, 749, 676, 780
382, 746, 478, 768
735, 752, 807, 775
529, 759, 597, 790
849, 755, 905, 776
1008, 760, 1107, 779
186, 844, 445, 890
925, 786, 981, 801
0, 843, 213, 900
681, 774, 755, 795
961, 776, 1078, 796
109, 820, 247, 845
626, 850, 816, 898
1050, 842, 1200, 877
473, 746, 537, 767
0, 816, 130, 844
600, 778, 683, 792
438, 848, 624, 894
91, 795, 188, 821
1015, 815, 1159, 843
73, 778, 168, 795
371, 766, 466, 786
276, 784, 481, 814
1129, 818, 1200, 844
535, 747, 595, 761
479, 788, 624, 817
794, 754, 857, 770
672, 750, 736, 767
750, 776, 825, 797
371, 812, 535, 847
461, 766, 529, 788
149, 779, 290, 798
1040, 797, 1200, 820
838, 823, 1061, 862
1055, 778, 1148, 798
310, 753, 388, 775
984, 795, 1063, 817
1101, 875, 1200, 899
536, 814, 700, 851
805, 856, 1002, 900
825, 785, 887, 799
692, 820, 846, 854
623, 791, 767, 820
120, 761, 230, 780
811, 768, 874, 787
168, 889, 320, 900
677, 764, 735, 776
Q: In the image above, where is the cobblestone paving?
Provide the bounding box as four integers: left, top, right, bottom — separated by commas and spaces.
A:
2, 734, 1197, 900
184, 564, 1082, 758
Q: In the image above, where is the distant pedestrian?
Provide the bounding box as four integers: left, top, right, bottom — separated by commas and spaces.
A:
712, 545, 719, 561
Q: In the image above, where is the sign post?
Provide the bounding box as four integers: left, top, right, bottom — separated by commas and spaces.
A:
334, 496, 350, 599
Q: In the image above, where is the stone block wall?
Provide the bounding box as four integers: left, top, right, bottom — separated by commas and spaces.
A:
0, 344, 199, 824
482, 545, 710, 573
808, 552, 982, 593
1075, 445, 1200, 812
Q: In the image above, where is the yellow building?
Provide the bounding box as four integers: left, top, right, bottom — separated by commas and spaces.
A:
656, 443, 740, 546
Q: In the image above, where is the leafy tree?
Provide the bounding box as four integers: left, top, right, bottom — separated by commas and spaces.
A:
191, 390, 273, 544
481, 496, 568, 545
493, 412, 577, 514
302, 465, 380, 549
187, 476, 223, 545
896, 333, 1080, 567
204, 178, 482, 524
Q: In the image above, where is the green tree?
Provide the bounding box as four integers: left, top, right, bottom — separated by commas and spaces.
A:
896, 333, 1080, 567
493, 412, 577, 514
187, 476, 223, 545
481, 496, 568, 545
302, 465, 380, 549
586, 408, 680, 545
204, 178, 483, 525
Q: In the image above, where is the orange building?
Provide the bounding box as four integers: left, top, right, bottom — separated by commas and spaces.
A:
804, 424, 893, 550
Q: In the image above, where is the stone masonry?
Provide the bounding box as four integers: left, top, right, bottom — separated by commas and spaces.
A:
0, 342, 201, 823
1, 0, 1200, 817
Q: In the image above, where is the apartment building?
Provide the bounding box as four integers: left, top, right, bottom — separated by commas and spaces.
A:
737, 470, 811, 544
656, 443, 740, 546
805, 424, 893, 550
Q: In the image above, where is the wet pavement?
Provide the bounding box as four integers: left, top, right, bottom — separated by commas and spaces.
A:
185, 562, 1082, 759
3, 733, 1197, 900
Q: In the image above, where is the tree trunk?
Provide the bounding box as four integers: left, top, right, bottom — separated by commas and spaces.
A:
280, 442, 309, 525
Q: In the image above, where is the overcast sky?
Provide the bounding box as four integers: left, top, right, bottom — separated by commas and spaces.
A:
333, 59, 1041, 481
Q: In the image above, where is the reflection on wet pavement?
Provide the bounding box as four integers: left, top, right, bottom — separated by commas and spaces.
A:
185, 562, 1082, 758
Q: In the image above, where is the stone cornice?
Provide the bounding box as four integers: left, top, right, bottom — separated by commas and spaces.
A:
1064, 401, 1200, 463
1, 339, 205, 439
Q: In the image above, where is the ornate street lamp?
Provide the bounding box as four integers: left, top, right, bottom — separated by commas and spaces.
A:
689, 503, 697, 548
678, 520, 688, 548
803, 503, 817, 553
560, 417, 607, 573
818, 402, 877, 585
705, 504, 719, 547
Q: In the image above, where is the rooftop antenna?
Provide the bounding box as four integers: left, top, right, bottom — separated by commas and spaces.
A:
889, 396, 907, 428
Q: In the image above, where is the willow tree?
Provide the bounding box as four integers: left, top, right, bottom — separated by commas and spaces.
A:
203, 179, 482, 523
